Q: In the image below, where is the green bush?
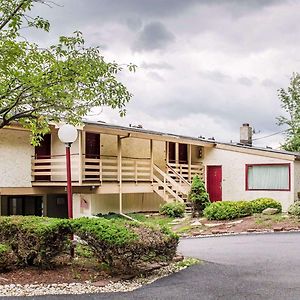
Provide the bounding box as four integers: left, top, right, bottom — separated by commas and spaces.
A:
0, 216, 72, 267
203, 201, 252, 220
0, 243, 16, 270
159, 202, 185, 218
72, 217, 179, 275
188, 175, 210, 217
288, 202, 300, 217
251, 198, 282, 213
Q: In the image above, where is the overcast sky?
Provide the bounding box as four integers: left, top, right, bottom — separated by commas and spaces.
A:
28, 0, 300, 148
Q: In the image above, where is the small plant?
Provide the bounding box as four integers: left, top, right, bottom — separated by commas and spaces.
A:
251, 198, 282, 213
175, 257, 201, 270
203, 201, 252, 220
188, 176, 211, 217
288, 201, 300, 217
160, 202, 186, 218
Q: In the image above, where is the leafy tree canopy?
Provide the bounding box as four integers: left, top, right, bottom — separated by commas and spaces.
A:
0, 0, 135, 144
277, 73, 300, 152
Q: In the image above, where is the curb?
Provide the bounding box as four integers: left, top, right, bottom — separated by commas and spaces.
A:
180, 229, 300, 239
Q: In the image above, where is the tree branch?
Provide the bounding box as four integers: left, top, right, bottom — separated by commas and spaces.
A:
0, 0, 28, 32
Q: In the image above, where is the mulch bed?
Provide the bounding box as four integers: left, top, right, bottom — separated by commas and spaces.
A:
0, 256, 113, 285
177, 214, 300, 237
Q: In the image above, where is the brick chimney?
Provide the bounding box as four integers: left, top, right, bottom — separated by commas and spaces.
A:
240, 123, 252, 146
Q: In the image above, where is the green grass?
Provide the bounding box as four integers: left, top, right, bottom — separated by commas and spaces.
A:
255, 214, 286, 225
128, 213, 175, 228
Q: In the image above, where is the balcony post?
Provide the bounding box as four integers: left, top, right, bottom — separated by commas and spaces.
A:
117, 135, 123, 213
150, 139, 153, 182
188, 144, 192, 182
78, 130, 83, 185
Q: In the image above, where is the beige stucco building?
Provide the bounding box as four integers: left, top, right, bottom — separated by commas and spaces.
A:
0, 122, 299, 216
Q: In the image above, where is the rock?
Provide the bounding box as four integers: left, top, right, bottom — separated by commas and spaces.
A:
204, 223, 224, 228
92, 280, 110, 287
227, 220, 244, 225
284, 227, 298, 231
273, 227, 283, 232
262, 208, 279, 215
247, 228, 256, 232
191, 220, 202, 226
173, 255, 184, 262
212, 229, 228, 234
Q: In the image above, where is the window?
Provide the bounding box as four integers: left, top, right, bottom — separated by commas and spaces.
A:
246, 164, 290, 191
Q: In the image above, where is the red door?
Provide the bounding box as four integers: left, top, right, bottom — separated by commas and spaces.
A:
207, 166, 222, 202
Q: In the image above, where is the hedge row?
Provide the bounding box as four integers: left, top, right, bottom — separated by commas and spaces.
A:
203, 198, 282, 220
0, 216, 179, 274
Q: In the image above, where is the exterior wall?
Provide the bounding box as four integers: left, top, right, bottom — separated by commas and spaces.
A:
73, 192, 164, 218
100, 133, 166, 169
0, 129, 33, 187
191, 145, 203, 164
202, 148, 295, 211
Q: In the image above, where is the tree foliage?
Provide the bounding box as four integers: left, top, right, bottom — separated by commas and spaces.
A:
277, 73, 300, 152
0, 0, 135, 144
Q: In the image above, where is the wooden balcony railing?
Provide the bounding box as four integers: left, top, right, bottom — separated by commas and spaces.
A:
167, 162, 204, 181
31, 155, 152, 184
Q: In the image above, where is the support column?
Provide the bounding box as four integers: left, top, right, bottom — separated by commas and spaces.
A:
188, 144, 192, 182
78, 130, 83, 185
175, 143, 179, 165
150, 139, 154, 182
117, 135, 122, 213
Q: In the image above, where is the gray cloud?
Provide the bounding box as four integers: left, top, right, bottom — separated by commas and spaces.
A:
198, 70, 231, 83
132, 21, 175, 52
141, 62, 174, 70
26, 0, 296, 148
238, 77, 254, 86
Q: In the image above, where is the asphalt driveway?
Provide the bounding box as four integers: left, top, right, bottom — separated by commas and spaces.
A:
5, 232, 300, 300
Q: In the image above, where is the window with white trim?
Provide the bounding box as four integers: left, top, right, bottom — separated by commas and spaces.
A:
246, 164, 290, 191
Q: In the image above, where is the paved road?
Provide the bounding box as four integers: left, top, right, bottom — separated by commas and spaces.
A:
6, 232, 300, 300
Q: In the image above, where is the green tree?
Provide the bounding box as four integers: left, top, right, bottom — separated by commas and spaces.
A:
188, 175, 210, 217
0, 0, 135, 144
277, 73, 300, 152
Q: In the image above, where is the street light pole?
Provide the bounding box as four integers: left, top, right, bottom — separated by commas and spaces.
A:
58, 124, 78, 258
65, 143, 73, 219
58, 124, 78, 219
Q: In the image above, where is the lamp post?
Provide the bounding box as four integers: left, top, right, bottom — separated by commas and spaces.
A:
58, 124, 78, 220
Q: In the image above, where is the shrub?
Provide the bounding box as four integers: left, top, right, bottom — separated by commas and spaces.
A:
251, 198, 282, 213
0, 216, 72, 267
203, 201, 252, 220
188, 175, 211, 217
159, 202, 185, 218
72, 217, 179, 275
288, 201, 300, 217
0, 243, 16, 270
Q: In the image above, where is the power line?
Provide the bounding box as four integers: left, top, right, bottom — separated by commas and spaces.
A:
252, 129, 287, 141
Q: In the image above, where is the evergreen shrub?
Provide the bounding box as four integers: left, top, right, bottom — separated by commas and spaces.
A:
72, 217, 179, 274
